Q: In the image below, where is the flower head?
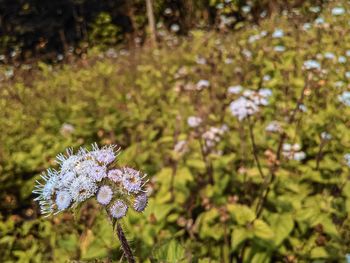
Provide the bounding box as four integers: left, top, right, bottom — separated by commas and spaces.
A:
97, 185, 113, 205
110, 200, 128, 219
122, 168, 143, 193
133, 193, 148, 212
56, 191, 72, 211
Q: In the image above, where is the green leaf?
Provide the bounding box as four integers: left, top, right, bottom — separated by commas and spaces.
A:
227, 204, 255, 225
231, 227, 251, 251
253, 220, 274, 241
153, 239, 186, 262
267, 213, 294, 246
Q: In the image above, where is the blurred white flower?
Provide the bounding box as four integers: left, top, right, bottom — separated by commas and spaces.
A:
187, 116, 202, 128
60, 123, 75, 136
315, 17, 325, 25
303, 60, 321, 70
229, 97, 259, 121
265, 121, 282, 133
324, 52, 335, 60
338, 56, 347, 63
332, 7, 345, 16
174, 140, 187, 153
338, 91, 350, 106
196, 80, 210, 90
303, 23, 312, 30
196, 56, 207, 65
170, 24, 180, 32
321, 132, 332, 140
272, 29, 284, 38
274, 45, 286, 52
227, 85, 243, 94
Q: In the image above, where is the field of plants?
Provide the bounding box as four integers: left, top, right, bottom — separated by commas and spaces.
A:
1, 0, 350, 262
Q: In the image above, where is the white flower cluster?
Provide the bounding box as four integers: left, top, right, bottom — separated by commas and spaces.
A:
229, 88, 272, 121
33, 144, 148, 218
282, 143, 306, 161
202, 125, 228, 151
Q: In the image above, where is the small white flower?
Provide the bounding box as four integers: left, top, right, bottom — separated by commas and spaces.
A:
303, 23, 312, 30
332, 7, 345, 16
315, 17, 325, 25
187, 116, 202, 128
272, 29, 284, 38
60, 123, 75, 136
265, 121, 282, 133
97, 185, 113, 205
324, 52, 335, 60
338, 91, 350, 106
109, 200, 128, 219
196, 80, 210, 90
122, 168, 143, 193
321, 132, 332, 140
170, 24, 180, 32
303, 60, 321, 70
56, 191, 72, 211
227, 85, 243, 94
69, 175, 97, 203
274, 45, 286, 52
108, 169, 123, 183
293, 151, 306, 161
174, 140, 187, 153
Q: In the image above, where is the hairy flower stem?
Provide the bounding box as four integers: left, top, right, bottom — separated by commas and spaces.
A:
247, 117, 265, 179
116, 222, 135, 263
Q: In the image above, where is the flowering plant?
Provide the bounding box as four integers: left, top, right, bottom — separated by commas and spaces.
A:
33, 143, 147, 262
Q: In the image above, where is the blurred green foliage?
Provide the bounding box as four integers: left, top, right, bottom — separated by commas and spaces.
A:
1, 0, 350, 262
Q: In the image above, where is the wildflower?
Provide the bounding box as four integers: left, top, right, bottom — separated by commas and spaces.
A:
315, 17, 325, 25
187, 116, 202, 128
242, 5, 251, 13
321, 132, 332, 140
229, 97, 259, 121
196, 80, 210, 90
56, 191, 72, 211
227, 85, 243, 94
332, 7, 345, 16
263, 75, 271, 82
324, 52, 335, 60
92, 144, 117, 164
133, 194, 148, 212
272, 29, 284, 38
339, 56, 347, 63
108, 169, 123, 183
110, 200, 128, 219
69, 175, 98, 203
242, 49, 252, 58
309, 6, 320, 13
274, 45, 286, 52
282, 143, 306, 161
345, 72, 350, 78
174, 140, 187, 153
33, 144, 149, 219
303, 60, 321, 70
60, 123, 75, 136
265, 121, 282, 133
97, 185, 113, 205
338, 91, 350, 106
346, 50, 350, 57
196, 56, 207, 65
303, 23, 312, 30
170, 24, 180, 32
299, 104, 308, 112
122, 168, 144, 193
